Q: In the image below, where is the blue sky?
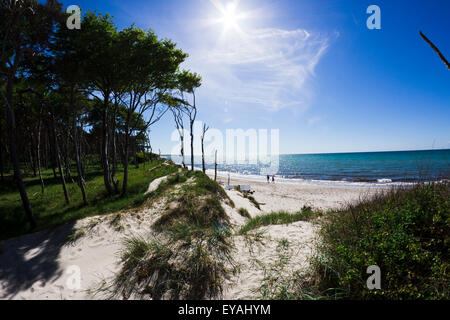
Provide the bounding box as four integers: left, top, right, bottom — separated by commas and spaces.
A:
59, 0, 450, 154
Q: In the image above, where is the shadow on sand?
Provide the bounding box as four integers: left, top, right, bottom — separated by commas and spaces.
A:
0, 222, 76, 299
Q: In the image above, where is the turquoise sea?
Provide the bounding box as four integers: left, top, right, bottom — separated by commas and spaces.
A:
168, 149, 450, 185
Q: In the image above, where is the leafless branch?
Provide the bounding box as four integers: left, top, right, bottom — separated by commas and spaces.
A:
420, 31, 450, 70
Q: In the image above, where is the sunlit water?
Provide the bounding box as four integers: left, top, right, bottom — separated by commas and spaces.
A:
166, 149, 450, 187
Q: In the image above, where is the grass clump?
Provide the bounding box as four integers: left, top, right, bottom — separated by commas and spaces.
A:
257, 238, 297, 299
238, 207, 251, 219
239, 207, 320, 235
307, 182, 449, 300
65, 228, 86, 245
242, 193, 260, 210
109, 213, 124, 232
113, 170, 236, 300
115, 237, 233, 300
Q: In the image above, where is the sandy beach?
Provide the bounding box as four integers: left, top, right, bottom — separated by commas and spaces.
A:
214, 175, 381, 299
213, 174, 381, 213
0, 175, 381, 300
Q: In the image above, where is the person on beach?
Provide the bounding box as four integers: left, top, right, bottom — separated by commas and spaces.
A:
267, 175, 270, 183
272, 175, 275, 183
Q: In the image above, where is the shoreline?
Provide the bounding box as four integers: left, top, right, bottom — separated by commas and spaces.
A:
178, 166, 422, 189
210, 173, 382, 212
207, 169, 403, 189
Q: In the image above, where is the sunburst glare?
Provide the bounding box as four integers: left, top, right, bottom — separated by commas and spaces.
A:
210, 0, 248, 34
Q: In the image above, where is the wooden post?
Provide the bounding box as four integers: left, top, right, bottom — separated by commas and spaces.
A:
214, 150, 217, 181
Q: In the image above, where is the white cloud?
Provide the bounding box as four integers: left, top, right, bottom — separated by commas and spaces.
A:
189, 26, 329, 113
307, 116, 322, 126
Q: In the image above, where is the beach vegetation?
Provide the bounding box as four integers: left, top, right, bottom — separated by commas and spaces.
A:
65, 228, 86, 245
0, 158, 172, 240
112, 170, 237, 300
237, 207, 251, 219
0, 2, 202, 235
240, 192, 261, 210
238, 207, 321, 235
255, 237, 327, 300
304, 182, 450, 300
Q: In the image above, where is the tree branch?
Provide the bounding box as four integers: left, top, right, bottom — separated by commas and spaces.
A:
420, 31, 450, 70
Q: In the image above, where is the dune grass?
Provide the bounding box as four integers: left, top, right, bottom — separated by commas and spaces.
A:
238, 207, 321, 235
0, 158, 177, 240
112, 170, 237, 300
237, 207, 251, 219
304, 182, 450, 300
241, 193, 261, 210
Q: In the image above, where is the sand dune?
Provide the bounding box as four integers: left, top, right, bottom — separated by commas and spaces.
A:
0, 175, 380, 300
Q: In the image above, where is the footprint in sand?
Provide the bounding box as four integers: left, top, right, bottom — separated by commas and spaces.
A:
88, 237, 106, 248
53, 284, 65, 292
68, 248, 83, 260
20, 292, 31, 299
32, 280, 46, 291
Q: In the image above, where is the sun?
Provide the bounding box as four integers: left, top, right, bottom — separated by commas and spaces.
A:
208, 0, 250, 36
222, 3, 239, 30
212, 1, 248, 33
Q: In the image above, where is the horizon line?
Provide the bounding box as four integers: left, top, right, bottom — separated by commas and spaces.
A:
161, 148, 450, 157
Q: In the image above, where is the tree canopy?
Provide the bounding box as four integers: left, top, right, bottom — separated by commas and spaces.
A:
0, 1, 202, 229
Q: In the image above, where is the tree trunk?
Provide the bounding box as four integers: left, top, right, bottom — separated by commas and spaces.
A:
0, 142, 4, 182
64, 133, 74, 183
189, 93, 197, 171
80, 121, 86, 178
134, 142, 139, 169
36, 109, 45, 193
43, 131, 49, 169
70, 88, 87, 205
51, 108, 70, 205
102, 94, 114, 194
122, 112, 131, 195
73, 113, 87, 205
143, 147, 146, 168
173, 108, 186, 168
28, 140, 36, 177
181, 135, 185, 168
201, 124, 208, 174
201, 136, 206, 173
0, 120, 4, 182
111, 97, 119, 193
50, 134, 57, 179
214, 150, 217, 182
5, 74, 36, 229
190, 119, 194, 171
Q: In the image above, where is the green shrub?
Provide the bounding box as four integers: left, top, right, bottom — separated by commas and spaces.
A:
311, 182, 449, 300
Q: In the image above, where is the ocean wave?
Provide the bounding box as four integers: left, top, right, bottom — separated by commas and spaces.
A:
377, 179, 393, 183
202, 168, 415, 188
168, 159, 425, 189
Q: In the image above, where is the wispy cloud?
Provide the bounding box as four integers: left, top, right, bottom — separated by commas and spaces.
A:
189, 25, 329, 113
307, 116, 322, 127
